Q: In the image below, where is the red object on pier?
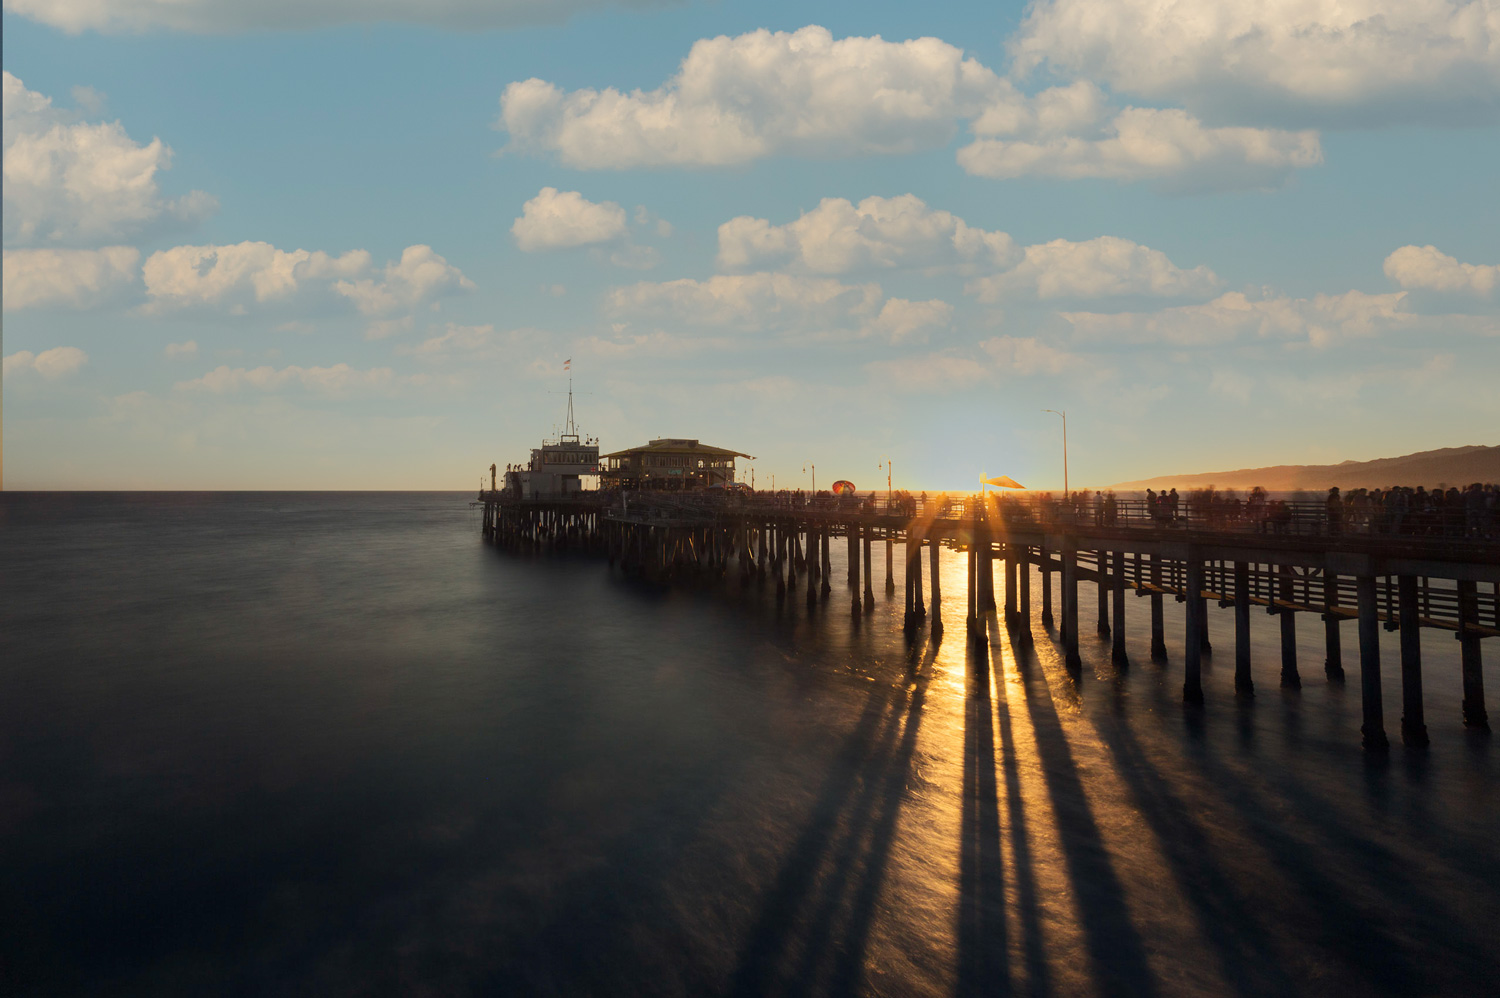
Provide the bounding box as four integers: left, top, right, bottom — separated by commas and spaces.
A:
831, 480, 857, 495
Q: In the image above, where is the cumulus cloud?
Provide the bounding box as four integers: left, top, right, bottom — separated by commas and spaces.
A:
333, 245, 474, 315
3, 71, 214, 246
142, 241, 370, 310
1009, 0, 1500, 126
3, 0, 666, 33
718, 194, 1018, 273
2, 246, 138, 310
607, 272, 883, 331
3, 345, 89, 379
396, 322, 518, 359
164, 340, 197, 358
1060, 289, 1411, 347
512, 187, 628, 250
176, 362, 395, 395
979, 335, 1077, 374
499, 26, 1002, 168
966, 236, 1221, 301
866, 298, 954, 342
1384, 245, 1498, 296
958, 103, 1322, 191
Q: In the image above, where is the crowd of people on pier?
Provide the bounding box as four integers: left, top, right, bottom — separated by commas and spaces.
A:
1016, 483, 1499, 539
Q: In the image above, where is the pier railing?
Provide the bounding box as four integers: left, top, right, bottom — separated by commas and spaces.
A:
482, 489, 1497, 546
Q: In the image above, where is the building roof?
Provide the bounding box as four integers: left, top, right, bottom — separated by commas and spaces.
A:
600, 438, 755, 460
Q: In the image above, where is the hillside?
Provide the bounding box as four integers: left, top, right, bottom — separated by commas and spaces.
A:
1108, 445, 1500, 492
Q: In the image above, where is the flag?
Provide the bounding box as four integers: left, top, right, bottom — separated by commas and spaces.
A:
564, 358, 571, 371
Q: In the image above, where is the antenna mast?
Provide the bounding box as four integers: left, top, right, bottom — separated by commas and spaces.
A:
564, 377, 576, 438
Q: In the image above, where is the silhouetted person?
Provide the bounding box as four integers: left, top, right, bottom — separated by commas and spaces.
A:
1326, 487, 1343, 536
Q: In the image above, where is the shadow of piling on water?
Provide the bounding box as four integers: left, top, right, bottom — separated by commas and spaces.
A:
726, 634, 937, 998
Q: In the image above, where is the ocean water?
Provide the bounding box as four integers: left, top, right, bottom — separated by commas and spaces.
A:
1, 491, 1496, 997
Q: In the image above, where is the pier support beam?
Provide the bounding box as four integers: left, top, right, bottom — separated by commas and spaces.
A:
1234, 562, 1253, 696
1097, 552, 1110, 636
863, 530, 875, 611
1150, 555, 1167, 662
1459, 580, 1489, 729
930, 532, 942, 632
1279, 565, 1301, 689
1004, 545, 1018, 624
1112, 550, 1128, 666
1357, 573, 1389, 750
1324, 572, 1345, 682
886, 534, 895, 595
1040, 545, 1054, 629
966, 528, 979, 640
821, 531, 832, 597
1062, 544, 1081, 670
1018, 546, 1031, 644
1184, 557, 1205, 704
1398, 575, 1429, 746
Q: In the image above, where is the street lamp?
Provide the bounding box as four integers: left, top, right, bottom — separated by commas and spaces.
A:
803, 462, 815, 494
1042, 409, 1068, 494
878, 457, 892, 496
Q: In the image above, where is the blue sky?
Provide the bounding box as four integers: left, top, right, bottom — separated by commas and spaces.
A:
3, 0, 1497, 490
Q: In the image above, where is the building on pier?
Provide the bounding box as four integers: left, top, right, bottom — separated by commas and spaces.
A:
502, 381, 600, 498
599, 439, 753, 491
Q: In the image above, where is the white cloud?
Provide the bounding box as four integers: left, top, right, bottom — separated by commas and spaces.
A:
396, 322, 513, 359
176, 362, 395, 395
958, 88, 1321, 191
717, 194, 1018, 274
142, 241, 369, 309
164, 340, 197, 358
3, 345, 89, 379
865, 352, 990, 392
606, 271, 882, 332
3, 0, 666, 33
3, 71, 214, 246
979, 335, 1077, 375
867, 334, 1086, 393
1060, 289, 1411, 347
512, 187, 627, 250
1010, 0, 1500, 126
867, 298, 953, 342
334, 245, 474, 316
498, 26, 1003, 168
1384, 245, 1498, 296
2, 246, 138, 310
966, 236, 1220, 301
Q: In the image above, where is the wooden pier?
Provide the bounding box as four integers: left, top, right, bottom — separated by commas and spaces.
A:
478, 490, 1499, 750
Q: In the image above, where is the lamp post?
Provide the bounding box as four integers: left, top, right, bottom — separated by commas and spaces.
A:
878, 457, 892, 497
1042, 409, 1068, 494
804, 462, 815, 495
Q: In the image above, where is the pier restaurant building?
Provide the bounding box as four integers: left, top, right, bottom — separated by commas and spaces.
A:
599, 439, 752, 491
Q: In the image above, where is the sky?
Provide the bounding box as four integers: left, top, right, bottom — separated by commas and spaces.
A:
2, 0, 1497, 491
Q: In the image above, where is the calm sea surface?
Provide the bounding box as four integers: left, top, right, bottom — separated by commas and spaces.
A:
2, 492, 1497, 997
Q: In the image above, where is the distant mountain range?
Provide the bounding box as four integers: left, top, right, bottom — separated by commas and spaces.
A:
1108, 445, 1500, 492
